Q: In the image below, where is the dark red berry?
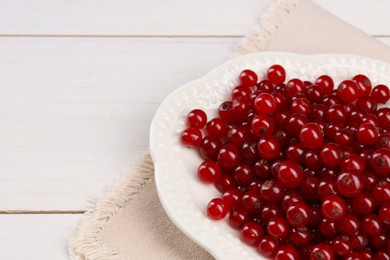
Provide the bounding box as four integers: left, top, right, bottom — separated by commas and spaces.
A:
277, 160, 304, 188
218, 144, 241, 170
286, 201, 311, 227
257, 236, 279, 257
321, 195, 346, 221
197, 160, 221, 184
275, 245, 299, 260
267, 217, 289, 239
181, 128, 202, 148
299, 123, 324, 149
371, 84, 390, 104
267, 65, 286, 84
239, 69, 258, 87
337, 80, 359, 103
241, 221, 264, 246
257, 136, 281, 160
310, 243, 335, 260
254, 93, 277, 115
206, 198, 227, 220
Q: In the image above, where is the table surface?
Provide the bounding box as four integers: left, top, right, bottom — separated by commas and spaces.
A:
0, 0, 389, 259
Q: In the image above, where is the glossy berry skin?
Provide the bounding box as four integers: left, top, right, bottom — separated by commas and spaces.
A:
351, 192, 376, 215
260, 204, 283, 223
320, 143, 343, 168
234, 164, 254, 186
241, 222, 264, 246
356, 96, 377, 113
372, 180, 390, 204
227, 125, 250, 147
239, 69, 258, 87
377, 107, 390, 127
281, 191, 303, 211
337, 80, 359, 103
316, 75, 334, 95
267, 217, 289, 239
260, 180, 285, 203
332, 236, 351, 256
337, 214, 360, 236
199, 136, 221, 161
287, 78, 305, 97
257, 136, 281, 160
257, 80, 274, 93
379, 204, 390, 222
286, 113, 309, 136
310, 243, 335, 260
289, 226, 311, 246
321, 195, 346, 221
257, 236, 279, 257
370, 148, 390, 176
306, 84, 325, 103
228, 208, 250, 229
251, 115, 275, 137
218, 101, 235, 123
290, 97, 311, 115
304, 150, 322, 170
241, 190, 262, 213
187, 109, 207, 128
197, 161, 221, 184
335, 170, 363, 197
218, 144, 241, 170
267, 64, 286, 84
181, 128, 202, 148
206, 198, 227, 220
286, 143, 306, 164
340, 154, 365, 173
277, 160, 304, 188
319, 218, 338, 238
299, 123, 324, 149
254, 93, 277, 115
371, 84, 390, 104
275, 246, 299, 260
232, 96, 251, 122
361, 215, 382, 237
222, 187, 243, 210
325, 104, 348, 124
353, 74, 372, 97
205, 118, 228, 138
357, 122, 380, 145
286, 201, 311, 227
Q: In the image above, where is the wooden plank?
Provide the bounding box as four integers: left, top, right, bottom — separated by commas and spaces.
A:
0, 0, 388, 36
0, 214, 82, 259
0, 37, 236, 211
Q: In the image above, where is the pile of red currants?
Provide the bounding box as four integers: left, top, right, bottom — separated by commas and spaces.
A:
181, 64, 390, 259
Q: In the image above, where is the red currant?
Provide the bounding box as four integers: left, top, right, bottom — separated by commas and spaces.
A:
267, 64, 286, 84
239, 69, 258, 87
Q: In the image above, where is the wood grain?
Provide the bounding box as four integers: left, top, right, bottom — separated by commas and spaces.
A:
0, 0, 388, 36
0, 214, 82, 259
0, 37, 236, 210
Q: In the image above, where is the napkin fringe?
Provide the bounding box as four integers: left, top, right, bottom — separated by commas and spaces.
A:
232, 0, 303, 57
69, 153, 154, 260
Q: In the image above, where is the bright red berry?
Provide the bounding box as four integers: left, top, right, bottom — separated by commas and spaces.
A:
239, 69, 258, 87
337, 80, 359, 103
181, 128, 202, 148
299, 123, 324, 149
277, 160, 304, 188
267, 65, 286, 84
206, 198, 227, 220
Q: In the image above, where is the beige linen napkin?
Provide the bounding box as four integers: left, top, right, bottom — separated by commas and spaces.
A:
69, 0, 390, 259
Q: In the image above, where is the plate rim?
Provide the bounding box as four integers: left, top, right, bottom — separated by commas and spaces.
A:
149, 51, 390, 259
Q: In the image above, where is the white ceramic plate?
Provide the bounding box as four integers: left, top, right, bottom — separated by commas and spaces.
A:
149, 52, 390, 260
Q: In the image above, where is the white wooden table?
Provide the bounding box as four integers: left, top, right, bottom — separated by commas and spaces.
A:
0, 1, 389, 259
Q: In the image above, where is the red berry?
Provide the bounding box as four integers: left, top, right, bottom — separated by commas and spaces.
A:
232, 85, 252, 100
351, 192, 376, 215
290, 97, 311, 115
257, 136, 281, 160
379, 204, 390, 223
357, 122, 380, 145
241, 221, 264, 246
187, 109, 207, 128
325, 104, 348, 124
260, 179, 285, 203
257, 236, 279, 257
222, 187, 243, 210
241, 190, 263, 213
277, 160, 304, 188
205, 118, 228, 138
289, 226, 311, 246
321, 195, 346, 221
299, 123, 324, 149
239, 69, 258, 87
251, 114, 275, 137
267, 217, 289, 239
337, 80, 359, 103
257, 80, 274, 93
218, 144, 241, 170
377, 107, 390, 128
275, 245, 299, 260
232, 96, 251, 122
370, 148, 390, 176
267, 64, 286, 84
316, 75, 334, 95
353, 74, 372, 97
335, 170, 363, 197
332, 236, 351, 256
197, 160, 221, 183
340, 154, 365, 173
254, 93, 276, 115
233, 163, 254, 186
206, 198, 227, 220
310, 243, 335, 260
361, 215, 382, 237
372, 180, 390, 204
320, 143, 343, 168
181, 128, 202, 148
228, 208, 250, 229
227, 125, 250, 147
371, 84, 390, 104
337, 213, 360, 236
286, 201, 311, 227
